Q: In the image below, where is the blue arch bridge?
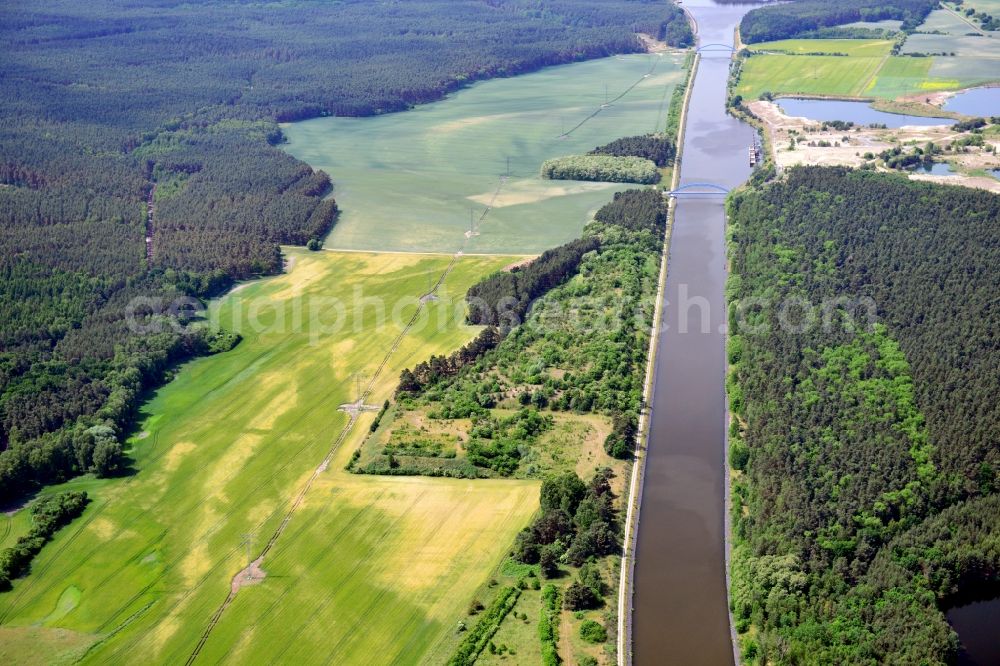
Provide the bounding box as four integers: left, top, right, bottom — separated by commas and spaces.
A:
667, 182, 730, 197
696, 43, 737, 53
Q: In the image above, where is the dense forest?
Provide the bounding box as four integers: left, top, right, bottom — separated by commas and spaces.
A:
727, 166, 1000, 663
0, 0, 688, 504
738, 0, 938, 43
353, 189, 666, 478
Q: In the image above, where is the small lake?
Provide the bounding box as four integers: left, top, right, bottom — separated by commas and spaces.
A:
991, 169, 1000, 180
944, 87, 1000, 117
922, 162, 958, 176
777, 98, 951, 127
948, 597, 1000, 665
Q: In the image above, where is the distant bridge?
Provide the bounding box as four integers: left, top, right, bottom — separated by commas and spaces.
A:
667, 182, 730, 197
696, 43, 737, 53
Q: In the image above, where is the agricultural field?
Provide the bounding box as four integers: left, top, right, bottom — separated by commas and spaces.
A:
748, 38, 895, 56
918, 7, 985, 33
0, 510, 33, 560
282, 54, 686, 254
960, 0, 1000, 15
902, 33, 1000, 56
0, 248, 541, 665
928, 56, 1000, 86
735, 54, 885, 98
737, 26, 1000, 102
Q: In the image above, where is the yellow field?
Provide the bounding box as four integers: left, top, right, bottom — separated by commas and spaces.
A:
0, 248, 539, 665
749, 38, 894, 57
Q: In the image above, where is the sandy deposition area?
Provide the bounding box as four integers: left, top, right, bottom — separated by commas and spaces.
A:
748, 100, 1000, 194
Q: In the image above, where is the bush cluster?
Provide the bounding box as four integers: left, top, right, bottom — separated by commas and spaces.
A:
541, 155, 660, 185
0, 491, 89, 590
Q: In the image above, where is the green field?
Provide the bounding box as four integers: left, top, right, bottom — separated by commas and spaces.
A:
736, 54, 885, 98
282, 54, 685, 254
749, 38, 894, 57
0, 248, 540, 665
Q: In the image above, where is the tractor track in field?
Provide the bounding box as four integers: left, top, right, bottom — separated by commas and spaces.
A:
184, 413, 359, 665
211, 488, 393, 663
0, 515, 11, 544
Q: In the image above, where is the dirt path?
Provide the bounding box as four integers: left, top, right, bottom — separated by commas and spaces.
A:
145, 183, 156, 260
859, 54, 890, 95
558, 610, 575, 664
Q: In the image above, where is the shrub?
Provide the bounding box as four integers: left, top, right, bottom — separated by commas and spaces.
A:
539, 544, 562, 579
563, 580, 601, 610
579, 619, 608, 643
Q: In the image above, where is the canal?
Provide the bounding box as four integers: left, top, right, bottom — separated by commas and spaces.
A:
632, 1, 758, 664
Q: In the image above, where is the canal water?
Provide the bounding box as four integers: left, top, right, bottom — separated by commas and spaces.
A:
632, 1, 757, 664
948, 597, 1000, 666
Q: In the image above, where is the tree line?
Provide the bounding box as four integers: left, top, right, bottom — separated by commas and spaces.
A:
738, 0, 938, 43
467, 238, 600, 329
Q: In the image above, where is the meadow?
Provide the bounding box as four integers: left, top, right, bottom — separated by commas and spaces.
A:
748, 38, 894, 56
282, 54, 685, 254
0, 248, 540, 665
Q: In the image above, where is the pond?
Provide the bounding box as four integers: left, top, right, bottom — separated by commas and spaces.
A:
921, 162, 958, 176
948, 597, 1000, 665
777, 98, 951, 127
944, 87, 1000, 117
